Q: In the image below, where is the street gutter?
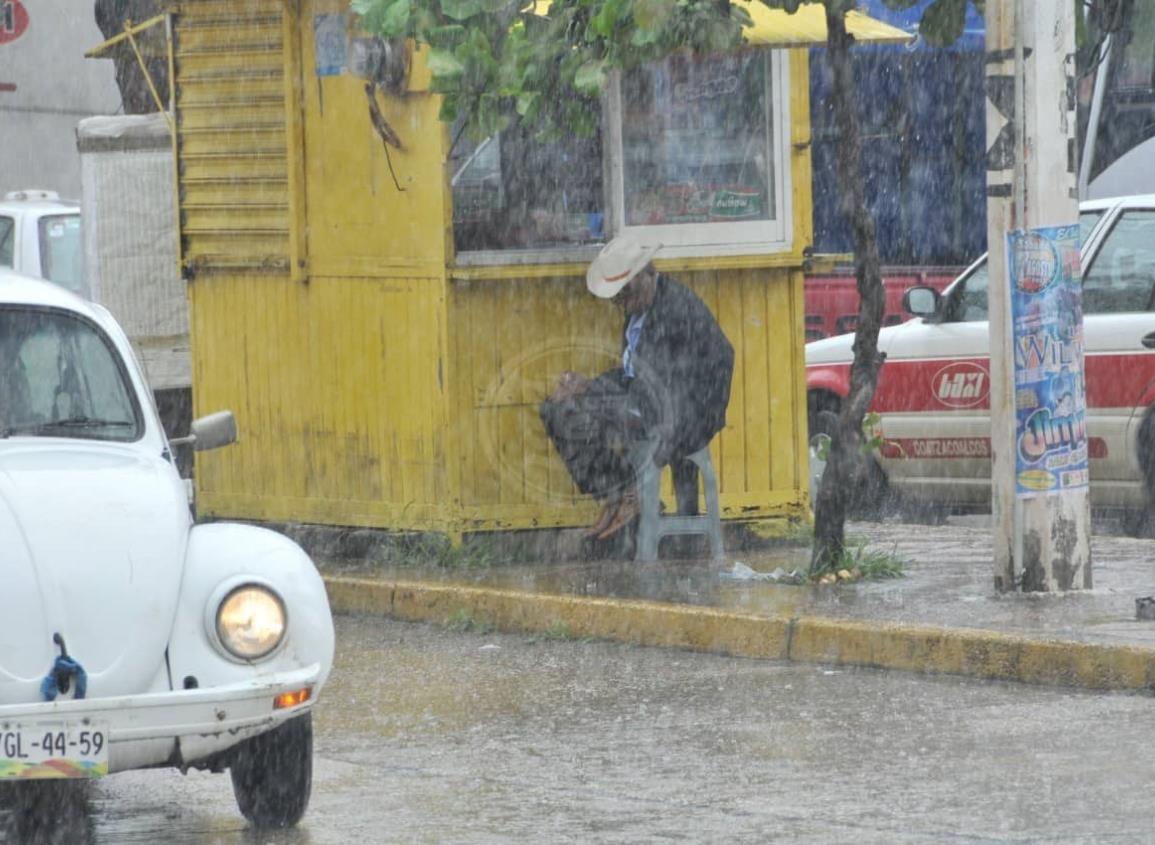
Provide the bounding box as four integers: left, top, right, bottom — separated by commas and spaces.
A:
324, 576, 1155, 693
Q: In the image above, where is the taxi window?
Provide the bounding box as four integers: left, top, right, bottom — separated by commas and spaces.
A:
1079, 210, 1102, 245
0, 216, 13, 267
1083, 210, 1155, 313
941, 260, 989, 323
38, 214, 85, 296
957, 262, 988, 321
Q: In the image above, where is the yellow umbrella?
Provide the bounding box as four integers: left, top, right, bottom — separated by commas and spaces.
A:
734, 1, 914, 46
527, 1, 914, 47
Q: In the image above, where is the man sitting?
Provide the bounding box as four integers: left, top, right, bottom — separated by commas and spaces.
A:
540, 235, 735, 542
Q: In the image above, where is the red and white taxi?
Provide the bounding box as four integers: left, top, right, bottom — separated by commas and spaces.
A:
805, 194, 1155, 516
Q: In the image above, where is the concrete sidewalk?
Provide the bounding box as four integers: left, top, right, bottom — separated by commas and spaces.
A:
318, 518, 1155, 693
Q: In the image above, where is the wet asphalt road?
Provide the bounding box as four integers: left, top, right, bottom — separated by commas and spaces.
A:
5, 613, 1155, 844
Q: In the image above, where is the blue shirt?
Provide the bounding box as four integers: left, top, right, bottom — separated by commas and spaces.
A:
623, 311, 647, 379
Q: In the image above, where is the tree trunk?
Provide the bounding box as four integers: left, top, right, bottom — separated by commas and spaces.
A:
94, 0, 167, 115
810, 8, 887, 575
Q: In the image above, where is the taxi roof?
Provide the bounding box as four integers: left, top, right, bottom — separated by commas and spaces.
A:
0, 197, 80, 217
0, 190, 79, 218
1083, 193, 1155, 211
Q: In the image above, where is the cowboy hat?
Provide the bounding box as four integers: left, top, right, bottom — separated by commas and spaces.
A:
586, 234, 661, 299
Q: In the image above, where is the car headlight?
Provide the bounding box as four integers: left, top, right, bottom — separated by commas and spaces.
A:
215, 585, 287, 660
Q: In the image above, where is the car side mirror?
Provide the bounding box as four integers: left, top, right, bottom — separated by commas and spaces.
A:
171, 410, 237, 452
903, 285, 940, 319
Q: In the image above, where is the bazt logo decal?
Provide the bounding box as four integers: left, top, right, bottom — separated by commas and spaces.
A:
932, 362, 989, 409
0, 0, 29, 45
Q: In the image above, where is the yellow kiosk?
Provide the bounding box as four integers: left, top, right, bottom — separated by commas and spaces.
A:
152, 0, 907, 543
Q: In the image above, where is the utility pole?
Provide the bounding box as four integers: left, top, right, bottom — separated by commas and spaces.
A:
986, 0, 1092, 592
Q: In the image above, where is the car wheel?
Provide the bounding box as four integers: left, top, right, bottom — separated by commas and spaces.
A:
230, 713, 313, 829
1125, 409, 1155, 537
809, 408, 839, 447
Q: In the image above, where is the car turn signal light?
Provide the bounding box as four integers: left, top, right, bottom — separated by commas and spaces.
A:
273, 686, 312, 710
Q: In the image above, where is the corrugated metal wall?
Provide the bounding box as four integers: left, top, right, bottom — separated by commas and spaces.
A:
190, 274, 452, 528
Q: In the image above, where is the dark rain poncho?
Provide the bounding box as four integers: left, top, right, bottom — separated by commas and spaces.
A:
540, 274, 735, 502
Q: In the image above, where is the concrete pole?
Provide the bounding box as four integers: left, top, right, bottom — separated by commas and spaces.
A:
986, 0, 1092, 591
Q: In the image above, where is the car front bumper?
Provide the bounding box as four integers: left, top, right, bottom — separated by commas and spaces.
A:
0, 664, 321, 774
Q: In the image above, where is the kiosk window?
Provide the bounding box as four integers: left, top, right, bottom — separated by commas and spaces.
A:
451, 121, 605, 254
609, 48, 791, 254
450, 47, 791, 259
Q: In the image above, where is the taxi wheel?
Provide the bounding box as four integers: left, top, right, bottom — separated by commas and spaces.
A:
1126, 409, 1155, 537
809, 409, 839, 445
230, 713, 313, 829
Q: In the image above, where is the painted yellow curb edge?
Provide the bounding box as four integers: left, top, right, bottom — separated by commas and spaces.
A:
324, 576, 1155, 692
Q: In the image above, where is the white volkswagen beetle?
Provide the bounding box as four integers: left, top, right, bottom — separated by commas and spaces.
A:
0, 270, 335, 828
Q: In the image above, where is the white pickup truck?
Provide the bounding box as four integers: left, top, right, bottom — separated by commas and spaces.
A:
0, 190, 86, 297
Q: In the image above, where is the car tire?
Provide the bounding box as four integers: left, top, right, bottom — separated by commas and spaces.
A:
1125, 409, 1155, 538
230, 712, 313, 829
809, 409, 839, 446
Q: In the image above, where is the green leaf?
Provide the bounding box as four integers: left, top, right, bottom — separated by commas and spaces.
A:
516, 90, 541, 116
353, 0, 392, 33
475, 93, 509, 138
425, 23, 468, 49
590, 0, 628, 38
438, 93, 461, 123
379, 0, 412, 36
632, 0, 671, 30
630, 25, 660, 47
465, 25, 493, 52
426, 47, 466, 78
573, 58, 607, 93
918, 0, 969, 46
440, 0, 484, 21
411, 5, 440, 33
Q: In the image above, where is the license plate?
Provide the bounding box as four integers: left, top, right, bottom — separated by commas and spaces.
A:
0, 721, 109, 779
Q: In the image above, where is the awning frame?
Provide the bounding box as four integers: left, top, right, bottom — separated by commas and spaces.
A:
85, 13, 175, 134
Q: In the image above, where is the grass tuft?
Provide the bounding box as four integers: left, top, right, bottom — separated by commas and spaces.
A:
376, 535, 498, 569
811, 539, 909, 583
838, 540, 908, 580
444, 608, 495, 634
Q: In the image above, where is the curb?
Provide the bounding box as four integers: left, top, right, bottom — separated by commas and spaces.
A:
324, 576, 1155, 693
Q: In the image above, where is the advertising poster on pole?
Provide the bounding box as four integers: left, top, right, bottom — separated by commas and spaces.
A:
1007, 225, 1088, 497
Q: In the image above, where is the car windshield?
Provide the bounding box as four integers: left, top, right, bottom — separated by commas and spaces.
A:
38, 214, 85, 296
0, 307, 142, 442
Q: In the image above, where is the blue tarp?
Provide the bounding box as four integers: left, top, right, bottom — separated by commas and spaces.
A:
809, 1, 987, 265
